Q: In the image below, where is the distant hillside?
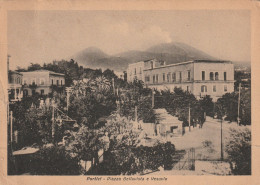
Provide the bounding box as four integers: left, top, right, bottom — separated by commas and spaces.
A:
70, 42, 218, 71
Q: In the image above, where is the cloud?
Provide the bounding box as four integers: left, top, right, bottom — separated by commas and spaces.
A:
99, 22, 172, 54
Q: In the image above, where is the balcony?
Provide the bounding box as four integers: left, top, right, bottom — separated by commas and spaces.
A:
29, 83, 38, 89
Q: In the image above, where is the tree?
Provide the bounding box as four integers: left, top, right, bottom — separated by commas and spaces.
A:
199, 95, 214, 117
28, 63, 42, 71
225, 127, 251, 175
30, 145, 82, 175
69, 77, 117, 128
216, 92, 238, 122
240, 89, 251, 125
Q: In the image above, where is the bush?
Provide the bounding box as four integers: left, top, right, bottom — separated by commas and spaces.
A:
225, 127, 251, 175
30, 146, 82, 175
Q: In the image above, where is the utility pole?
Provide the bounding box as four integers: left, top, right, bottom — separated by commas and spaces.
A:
220, 115, 223, 161
135, 106, 138, 123
10, 111, 13, 143
217, 104, 224, 161
10, 111, 13, 155
51, 100, 55, 143
188, 103, 191, 132
112, 78, 115, 95
152, 88, 154, 108
66, 87, 72, 120
237, 83, 241, 126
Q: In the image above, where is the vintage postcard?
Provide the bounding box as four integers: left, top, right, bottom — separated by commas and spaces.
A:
0, 0, 259, 185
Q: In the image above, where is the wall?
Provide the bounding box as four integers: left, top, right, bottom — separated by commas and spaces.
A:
143, 62, 194, 92
193, 62, 234, 100
127, 61, 144, 82
21, 71, 65, 96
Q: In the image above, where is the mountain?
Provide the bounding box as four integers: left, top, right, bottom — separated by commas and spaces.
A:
70, 42, 218, 71
70, 47, 108, 67
146, 42, 216, 64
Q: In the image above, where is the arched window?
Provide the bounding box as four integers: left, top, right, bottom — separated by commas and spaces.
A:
210, 72, 214, 80
23, 89, 28, 97
215, 72, 219, 80
201, 85, 207, 92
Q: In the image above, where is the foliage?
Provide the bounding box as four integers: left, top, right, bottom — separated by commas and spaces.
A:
30, 145, 82, 175
65, 126, 104, 162
225, 127, 251, 175
216, 89, 251, 125
156, 88, 205, 126
216, 92, 238, 122
199, 95, 214, 117
69, 76, 117, 128
239, 89, 251, 125
86, 114, 175, 175
9, 96, 52, 148
119, 80, 155, 123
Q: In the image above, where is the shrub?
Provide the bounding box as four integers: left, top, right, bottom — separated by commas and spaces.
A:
30, 146, 82, 175
225, 127, 251, 175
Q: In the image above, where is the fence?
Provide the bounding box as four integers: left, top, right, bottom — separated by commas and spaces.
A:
172, 148, 195, 171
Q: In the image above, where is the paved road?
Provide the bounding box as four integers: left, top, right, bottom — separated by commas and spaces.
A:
167, 117, 236, 160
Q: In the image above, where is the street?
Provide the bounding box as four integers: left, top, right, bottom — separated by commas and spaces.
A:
168, 117, 238, 160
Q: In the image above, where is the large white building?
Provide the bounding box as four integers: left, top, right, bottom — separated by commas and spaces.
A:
127, 59, 234, 101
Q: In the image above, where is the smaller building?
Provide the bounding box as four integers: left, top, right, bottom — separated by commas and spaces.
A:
21, 70, 65, 96
8, 71, 23, 101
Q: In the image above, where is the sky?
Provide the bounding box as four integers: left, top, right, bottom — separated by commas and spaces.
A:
8, 10, 250, 70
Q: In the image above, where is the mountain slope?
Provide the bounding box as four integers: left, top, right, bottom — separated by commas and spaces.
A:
70, 42, 217, 71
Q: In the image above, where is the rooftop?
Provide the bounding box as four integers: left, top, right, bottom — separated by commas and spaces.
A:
143, 59, 232, 71
21, 69, 65, 76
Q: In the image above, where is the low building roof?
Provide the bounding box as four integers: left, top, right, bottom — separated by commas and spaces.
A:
21, 69, 65, 76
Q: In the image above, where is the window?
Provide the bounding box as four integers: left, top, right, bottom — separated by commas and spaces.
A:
52, 79, 54, 85
41, 89, 44, 95
224, 72, 227, 81
40, 78, 45, 85
224, 85, 227, 92
187, 86, 189, 92
57, 80, 59, 86
167, 73, 171, 82
210, 72, 214, 80
213, 85, 216, 92
163, 73, 165, 82
201, 85, 207, 92
187, 71, 191, 81
202, 71, 205, 80
156, 74, 159, 83
145, 76, 150, 82
31, 78, 36, 85
179, 72, 182, 82
153, 75, 156, 83
139, 68, 142, 74
134, 68, 136, 75
61, 80, 63, 86
172, 73, 176, 82
215, 72, 219, 80
23, 89, 28, 97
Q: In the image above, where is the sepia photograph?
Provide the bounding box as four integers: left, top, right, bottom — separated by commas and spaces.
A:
4, 8, 252, 177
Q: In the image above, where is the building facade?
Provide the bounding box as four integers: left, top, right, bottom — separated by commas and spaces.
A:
21, 70, 65, 96
8, 71, 23, 101
127, 59, 234, 101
